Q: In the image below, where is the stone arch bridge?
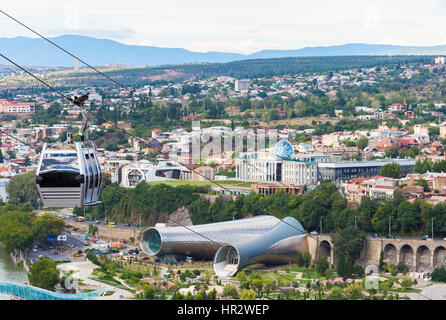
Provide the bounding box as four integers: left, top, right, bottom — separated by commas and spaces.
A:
307, 235, 446, 272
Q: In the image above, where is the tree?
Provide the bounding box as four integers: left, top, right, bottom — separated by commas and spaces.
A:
357, 136, 369, 150
142, 283, 159, 299
208, 288, 217, 300
384, 146, 399, 158
236, 271, 249, 289
400, 276, 412, 292
329, 286, 345, 300
28, 258, 60, 291
397, 201, 421, 234
379, 163, 403, 179
222, 285, 239, 299
297, 252, 312, 269
352, 264, 365, 278
332, 226, 366, 262
337, 256, 353, 278
431, 266, 446, 282
31, 215, 65, 243
315, 256, 329, 275
240, 289, 256, 300
196, 288, 207, 300
252, 279, 264, 297
0, 209, 34, 252
0, 219, 34, 252
345, 283, 362, 300
264, 278, 276, 296
6, 171, 39, 206
379, 251, 386, 272
379, 281, 392, 297
88, 224, 98, 236
415, 178, 429, 192
359, 197, 378, 232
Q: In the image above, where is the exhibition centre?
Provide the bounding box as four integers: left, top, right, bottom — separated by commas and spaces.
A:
140, 215, 307, 277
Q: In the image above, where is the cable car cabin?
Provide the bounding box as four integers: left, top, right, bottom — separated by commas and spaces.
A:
35, 141, 102, 208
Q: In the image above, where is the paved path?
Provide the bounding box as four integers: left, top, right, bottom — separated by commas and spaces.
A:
400, 283, 446, 300
57, 261, 135, 300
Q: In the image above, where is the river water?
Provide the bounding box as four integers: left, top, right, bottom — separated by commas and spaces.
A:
0, 246, 28, 299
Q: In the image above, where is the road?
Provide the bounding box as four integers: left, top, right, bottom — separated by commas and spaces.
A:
401, 283, 446, 300
27, 232, 87, 262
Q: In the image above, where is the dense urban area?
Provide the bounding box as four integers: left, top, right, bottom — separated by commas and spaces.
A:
2, 54, 446, 301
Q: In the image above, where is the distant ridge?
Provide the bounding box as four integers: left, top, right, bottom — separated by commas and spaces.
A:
1, 35, 446, 67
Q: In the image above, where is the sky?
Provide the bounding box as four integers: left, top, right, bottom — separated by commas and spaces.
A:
2, 0, 446, 54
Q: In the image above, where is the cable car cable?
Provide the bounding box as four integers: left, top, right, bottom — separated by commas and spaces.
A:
0, 10, 135, 97
0, 129, 312, 292
0, 50, 373, 281
0, 52, 320, 248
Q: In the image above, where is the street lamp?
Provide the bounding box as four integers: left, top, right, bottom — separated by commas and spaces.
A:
432, 216, 435, 240
320, 216, 324, 234
388, 215, 391, 238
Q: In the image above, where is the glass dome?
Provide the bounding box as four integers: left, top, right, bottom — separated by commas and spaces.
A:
273, 140, 294, 159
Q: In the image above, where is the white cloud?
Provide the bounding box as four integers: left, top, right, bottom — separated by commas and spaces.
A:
2, 0, 446, 52
186, 39, 290, 54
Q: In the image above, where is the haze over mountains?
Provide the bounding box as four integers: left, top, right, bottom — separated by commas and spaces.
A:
1, 35, 446, 68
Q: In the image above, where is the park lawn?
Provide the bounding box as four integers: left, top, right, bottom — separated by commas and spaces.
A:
390, 287, 422, 293
89, 276, 135, 292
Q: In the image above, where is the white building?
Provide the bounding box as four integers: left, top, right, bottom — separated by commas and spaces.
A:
119, 161, 190, 187
234, 79, 251, 91
413, 125, 430, 144
236, 151, 330, 186
435, 57, 445, 65
0, 179, 8, 203
179, 286, 197, 297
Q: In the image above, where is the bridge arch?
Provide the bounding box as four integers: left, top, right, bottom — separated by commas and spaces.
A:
416, 245, 432, 272
383, 243, 398, 265
434, 246, 446, 268
319, 240, 331, 259
399, 244, 415, 269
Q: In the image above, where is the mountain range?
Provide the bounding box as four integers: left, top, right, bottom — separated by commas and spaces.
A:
1, 35, 446, 68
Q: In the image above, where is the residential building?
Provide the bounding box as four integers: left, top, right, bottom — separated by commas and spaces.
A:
234, 79, 251, 91
0, 99, 35, 114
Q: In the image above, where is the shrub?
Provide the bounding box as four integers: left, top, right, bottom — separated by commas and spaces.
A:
396, 262, 409, 274
431, 267, 446, 282
352, 264, 365, 278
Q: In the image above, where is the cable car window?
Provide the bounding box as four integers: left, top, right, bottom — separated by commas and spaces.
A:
85, 154, 94, 189
38, 172, 81, 188
40, 154, 79, 173
155, 169, 181, 179
91, 154, 99, 187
